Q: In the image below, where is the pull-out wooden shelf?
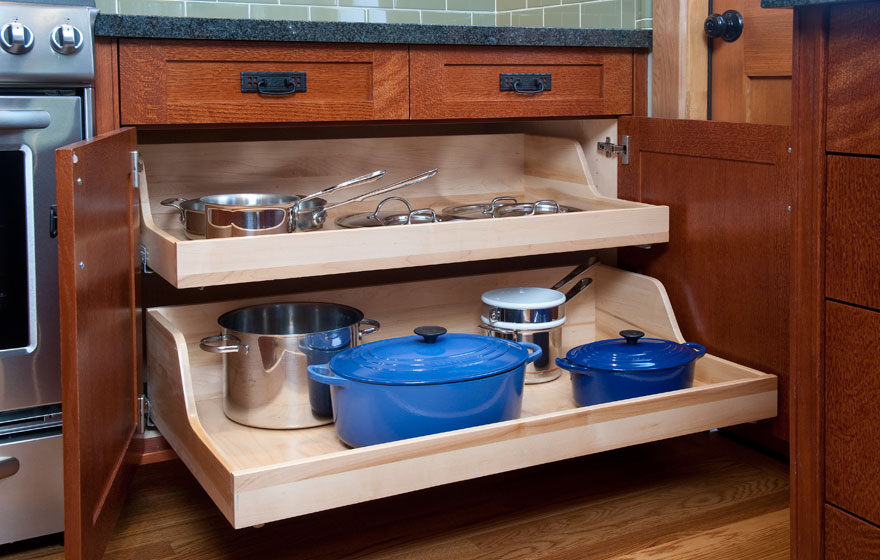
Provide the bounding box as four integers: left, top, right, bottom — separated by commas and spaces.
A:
146, 265, 777, 529
138, 133, 669, 288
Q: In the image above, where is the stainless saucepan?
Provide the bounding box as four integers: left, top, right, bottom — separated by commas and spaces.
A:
161, 197, 206, 239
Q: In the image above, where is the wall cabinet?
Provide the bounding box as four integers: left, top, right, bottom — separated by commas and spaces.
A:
59, 36, 789, 560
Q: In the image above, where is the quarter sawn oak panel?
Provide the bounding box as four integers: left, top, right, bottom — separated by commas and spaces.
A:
825, 505, 880, 560
119, 40, 409, 125
410, 46, 632, 120
825, 302, 880, 527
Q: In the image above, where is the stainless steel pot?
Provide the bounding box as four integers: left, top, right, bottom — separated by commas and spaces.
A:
161, 197, 206, 239
199, 302, 380, 429
202, 193, 303, 238
478, 261, 596, 384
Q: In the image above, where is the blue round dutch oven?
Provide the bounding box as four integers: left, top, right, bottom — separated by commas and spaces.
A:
556, 330, 706, 406
307, 326, 542, 448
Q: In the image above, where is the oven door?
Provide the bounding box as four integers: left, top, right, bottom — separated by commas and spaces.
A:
0, 96, 82, 412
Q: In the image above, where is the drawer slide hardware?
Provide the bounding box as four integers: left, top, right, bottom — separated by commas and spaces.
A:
500, 73, 551, 94
241, 72, 307, 96
137, 394, 151, 435
598, 135, 629, 165
139, 245, 153, 275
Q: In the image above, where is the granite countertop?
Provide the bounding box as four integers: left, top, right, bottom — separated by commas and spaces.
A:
94, 14, 651, 48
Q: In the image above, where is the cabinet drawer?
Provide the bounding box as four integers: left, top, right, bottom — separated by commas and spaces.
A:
825, 156, 880, 310
827, 4, 880, 156
146, 265, 776, 528
825, 302, 880, 526
119, 40, 409, 125
826, 504, 880, 559
410, 46, 632, 120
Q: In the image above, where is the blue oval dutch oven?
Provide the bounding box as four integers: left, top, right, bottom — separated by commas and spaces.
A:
308, 326, 542, 447
556, 330, 706, 406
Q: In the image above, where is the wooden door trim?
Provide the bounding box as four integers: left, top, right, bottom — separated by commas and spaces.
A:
790, 6, 828, 560
651, 0, 709, 120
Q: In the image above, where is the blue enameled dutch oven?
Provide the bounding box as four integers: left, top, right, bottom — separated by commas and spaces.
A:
307, 326, 542, 448
555, 330, 706, 406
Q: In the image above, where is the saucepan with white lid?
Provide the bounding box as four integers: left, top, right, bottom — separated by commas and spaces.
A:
479, 261, 595, 384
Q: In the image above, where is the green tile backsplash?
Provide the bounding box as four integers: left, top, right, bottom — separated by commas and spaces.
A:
103, 0, 652, 28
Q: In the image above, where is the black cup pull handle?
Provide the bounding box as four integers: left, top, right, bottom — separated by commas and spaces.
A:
513, 80, 545, 94
241, 72, 307, 95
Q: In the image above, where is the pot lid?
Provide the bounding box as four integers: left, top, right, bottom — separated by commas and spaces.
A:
328, 326, 530, 385
481, 287, 565, 310
564, 330, 706, 371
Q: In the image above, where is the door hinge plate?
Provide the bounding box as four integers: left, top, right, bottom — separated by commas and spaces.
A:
598, 135, 629, 165
137, 394, 151, 435
130, 151, 142, 189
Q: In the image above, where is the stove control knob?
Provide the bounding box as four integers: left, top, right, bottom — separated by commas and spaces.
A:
49, 24, 83, 55
0, 22, 35, 54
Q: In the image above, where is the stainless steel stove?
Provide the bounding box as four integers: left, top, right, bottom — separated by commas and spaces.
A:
0, 0, 96, 545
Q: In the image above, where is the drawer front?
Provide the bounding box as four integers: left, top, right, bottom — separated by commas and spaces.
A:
825, 302, 880, 526
825, 156, 880, 311
826, 504, 880, 560
410, 46, 632, 120
119, 40, 409, 125
827, 4, 880, 156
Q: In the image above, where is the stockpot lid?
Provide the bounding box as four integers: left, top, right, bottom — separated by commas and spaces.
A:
328, 326, 530, 385
564, 330, 706, 372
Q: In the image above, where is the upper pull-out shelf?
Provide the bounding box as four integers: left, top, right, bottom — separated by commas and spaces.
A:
138, 133, 669, 288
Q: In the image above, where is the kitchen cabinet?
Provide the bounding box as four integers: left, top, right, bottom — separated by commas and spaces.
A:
58, 35, 787, 560
790, 2, 880, 559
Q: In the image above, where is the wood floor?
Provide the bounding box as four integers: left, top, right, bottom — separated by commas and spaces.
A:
0, 432, 789, 560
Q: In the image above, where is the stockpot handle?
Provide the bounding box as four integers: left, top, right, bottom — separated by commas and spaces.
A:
478, 322, 518, 335
200, 334, 248, 354
520, 342, 543, 365
357, 318, 380, 341
160, 197, 187, 223
307, 364, 349, 387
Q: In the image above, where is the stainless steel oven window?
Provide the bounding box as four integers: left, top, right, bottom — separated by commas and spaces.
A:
0, 144, 36, 355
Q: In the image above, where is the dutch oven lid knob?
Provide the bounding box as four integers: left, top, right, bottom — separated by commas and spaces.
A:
414, 325, 447, 344
620, 330, 645, 345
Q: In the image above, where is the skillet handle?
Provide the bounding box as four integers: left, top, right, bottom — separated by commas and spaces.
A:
520, 342, 543, 365
357, 318, 380, 341
308, 364, 349, 388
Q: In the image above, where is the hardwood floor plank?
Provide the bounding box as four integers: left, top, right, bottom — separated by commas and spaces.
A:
0, 433, 789, 560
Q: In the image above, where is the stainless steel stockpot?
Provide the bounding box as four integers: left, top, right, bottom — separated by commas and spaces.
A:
199, 302, 379, 429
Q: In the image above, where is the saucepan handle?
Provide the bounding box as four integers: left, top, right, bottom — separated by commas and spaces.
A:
160, 197, 187, 223
199, 334, 248, 354
307, 364, 349, 388
357, 318, 380, 341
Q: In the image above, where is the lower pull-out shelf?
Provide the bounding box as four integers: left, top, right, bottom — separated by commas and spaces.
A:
146, 265, 777, 529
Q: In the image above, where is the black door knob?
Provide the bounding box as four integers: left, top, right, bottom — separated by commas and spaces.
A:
704, 9, 744, 42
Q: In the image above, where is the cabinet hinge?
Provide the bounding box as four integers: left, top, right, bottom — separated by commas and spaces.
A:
139, 244, 154, 275
130, 151, 142, 189
137, 394, 151, 435
598, 135, 629, 165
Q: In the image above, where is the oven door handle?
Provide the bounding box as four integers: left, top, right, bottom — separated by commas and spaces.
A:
0, 457, 20, 480
0, 110, 51, 130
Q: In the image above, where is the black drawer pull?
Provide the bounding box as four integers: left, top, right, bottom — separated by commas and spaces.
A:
500, 73, 551, 94
241, 72, 307, 96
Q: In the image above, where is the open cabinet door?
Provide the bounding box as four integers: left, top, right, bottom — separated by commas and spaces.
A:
56, 127, 139, 560
617, 117, 792, 445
